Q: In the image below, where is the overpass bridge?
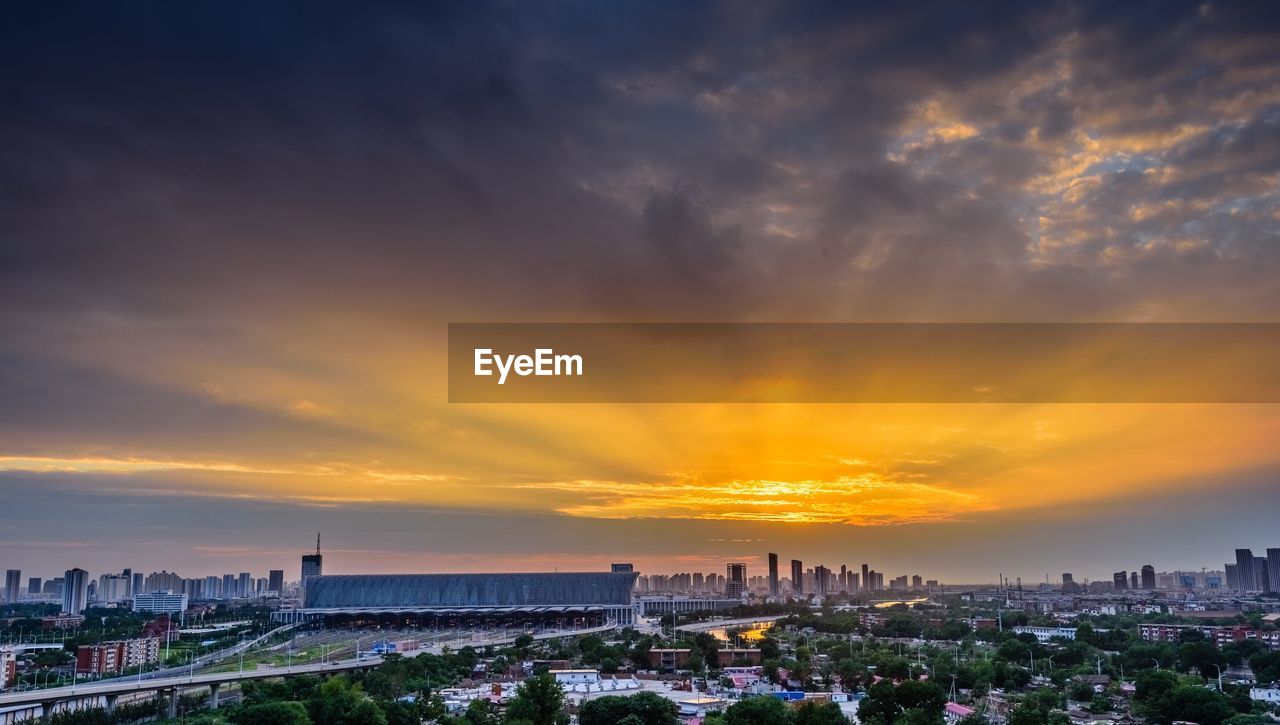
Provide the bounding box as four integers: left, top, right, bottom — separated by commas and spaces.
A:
0, 654, 383, 723
0, 645, 63, 654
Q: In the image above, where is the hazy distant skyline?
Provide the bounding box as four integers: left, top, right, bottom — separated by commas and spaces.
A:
2, 2, 1279, 583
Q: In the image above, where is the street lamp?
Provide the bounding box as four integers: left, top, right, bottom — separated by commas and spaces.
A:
1211, 663, 1223, 691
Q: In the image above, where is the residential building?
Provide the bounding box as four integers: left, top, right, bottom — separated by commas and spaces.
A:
62, 568, 89, 614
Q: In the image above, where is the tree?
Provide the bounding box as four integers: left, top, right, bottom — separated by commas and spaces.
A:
724, 695, 795, 725
382, 701, 424, 725
857, 680, 946, 725
1151, 687, 1235, 725
461, 699, 502, 725
578, 692, 678, 725
793, 699, 849, 724
514, 633, 535, 659
233, 701, 313, 725
306, 676, 387, 725
1179, 640, 1227, 678
504, 674, 567, 725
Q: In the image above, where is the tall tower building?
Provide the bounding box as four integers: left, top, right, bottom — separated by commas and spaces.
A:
301, 533, 323, 600
4, 570, 20, 604
814, 565, 830, 597
726, 563, 746, 598
861, 563, 869, 592
790, 559, 803, 596
268, 570, 285, 595
767, 553, 779, 597
62, 568, 89, 613
1267, 549, 1280, 595
1140, 565, 1155, 589
1112, 571, 1127, 591
1234, 549, 1256, 591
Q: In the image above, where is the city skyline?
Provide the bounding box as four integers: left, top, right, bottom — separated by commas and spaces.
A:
5, 538, 1278, 598
3, 3, 1280, 582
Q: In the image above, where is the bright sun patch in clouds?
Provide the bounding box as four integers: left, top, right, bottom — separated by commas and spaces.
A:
534, 475, 991, 525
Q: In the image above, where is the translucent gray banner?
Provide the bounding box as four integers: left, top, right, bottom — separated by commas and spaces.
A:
448, 323, 1280, 403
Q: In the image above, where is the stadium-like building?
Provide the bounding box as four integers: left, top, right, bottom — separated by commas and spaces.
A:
276, 571, 640, 628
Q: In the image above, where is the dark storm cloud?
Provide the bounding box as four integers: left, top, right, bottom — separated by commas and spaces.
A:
15, 0, 1261, 324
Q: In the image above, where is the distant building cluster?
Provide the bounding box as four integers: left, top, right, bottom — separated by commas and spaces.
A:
636, 554, 938, 605
0, 563, 289, 616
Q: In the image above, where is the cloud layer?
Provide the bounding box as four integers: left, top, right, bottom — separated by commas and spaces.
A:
2, 1, 1278, 580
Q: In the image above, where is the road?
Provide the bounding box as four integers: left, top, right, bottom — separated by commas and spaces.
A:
0, 654, 383, 713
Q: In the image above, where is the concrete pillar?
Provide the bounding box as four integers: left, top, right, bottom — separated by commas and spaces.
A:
40, 701, 56, 724
104, 694, 118, 714
208, 682, 221, 710
168, 687, 179, 719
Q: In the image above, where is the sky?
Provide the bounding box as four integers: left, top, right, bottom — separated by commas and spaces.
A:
2, 1, 1279, 585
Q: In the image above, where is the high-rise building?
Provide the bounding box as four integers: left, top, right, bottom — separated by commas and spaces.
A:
1225, 564, 1239, 590
132, 572, 143, 597
1112, 571, 1127, 591
3, 570, 19, 604
726, 563, 746, 598
268, 569, 285, 595
98, 574, 129, 603
790, 559, 803, 596
1255, 557, 1270, 594
62, 568, 89, 614
767, 553, 779, 597
122, 568, 133, 599
237, 572, 251, 597
1234, 549, 1256, 591
610, 563, 634, 573
839, 565, 849, 593
861, 563, 869, 592
1141, 565, 1155, 589
1268, 549, 1280, 595
27, 577, 41, 598
814, 565, 830, 597
301, 533, 324, 598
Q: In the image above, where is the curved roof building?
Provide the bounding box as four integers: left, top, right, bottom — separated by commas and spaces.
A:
300, 572, 639, 623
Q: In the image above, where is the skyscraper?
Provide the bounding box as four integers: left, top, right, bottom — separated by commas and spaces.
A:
1141, 565, 1155, 589
4, 570, 20, 604
726, 563, 746, 598
814, 565, 830, 597
27, 577, 41, 598
1268, 549, 1280, 595
1255, 557, 1270, 594
1112, 571, 1127, 591
301, 533, 323, 598
268, 569, 285, 595
62, 568, 89, 614
790, 559, 803, 596
767, 553, 779, 597
1234, 549, 1256, 591
861, 563, 869, 592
